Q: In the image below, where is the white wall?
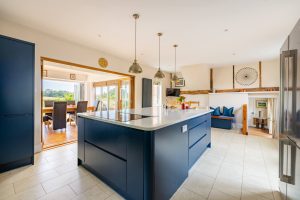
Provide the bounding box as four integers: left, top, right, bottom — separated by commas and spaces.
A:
0, 19, 170, 153
174, 64, 211, 90
209, 93, 249, 128
213, 59, 280, 90
213, 67, 233, 90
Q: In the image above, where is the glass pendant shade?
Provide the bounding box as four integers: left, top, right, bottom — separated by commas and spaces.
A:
154, 32, 165, 80
154, 68, 165, 79
129, 59, 142, 73
171, 73, 179, 81
129, 13, 142, 74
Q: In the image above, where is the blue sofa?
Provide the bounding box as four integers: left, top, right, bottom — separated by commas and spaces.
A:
211, 115, 234, 129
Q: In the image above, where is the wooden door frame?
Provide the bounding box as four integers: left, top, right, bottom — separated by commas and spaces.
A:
40, 57, 135, 147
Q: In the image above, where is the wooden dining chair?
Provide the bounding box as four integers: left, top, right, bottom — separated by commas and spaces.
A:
52, 101, 67, 130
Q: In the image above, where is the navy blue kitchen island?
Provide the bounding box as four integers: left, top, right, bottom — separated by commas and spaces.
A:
77, 107, 212, 200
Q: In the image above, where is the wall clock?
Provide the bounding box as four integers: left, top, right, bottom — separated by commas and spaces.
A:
98, 57, 108, 68
235, 67, 258, 86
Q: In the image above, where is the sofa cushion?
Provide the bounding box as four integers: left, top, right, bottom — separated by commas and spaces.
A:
223, 106, 234, 117
210, 106, 221, 116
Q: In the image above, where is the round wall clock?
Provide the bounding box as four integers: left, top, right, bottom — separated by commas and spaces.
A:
98, 57, 108, 68
235, 67, 258, 86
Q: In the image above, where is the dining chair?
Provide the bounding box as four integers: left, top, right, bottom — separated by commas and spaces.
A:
52, 101, 67, 130
69, 101, 88, 125
44, 100, 54, 107
44, 100, 54, 118
94, 100, 100, 111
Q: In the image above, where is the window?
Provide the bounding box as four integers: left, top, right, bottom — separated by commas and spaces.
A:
42, 80, 82, 103
121, 80, 130, 109
152, 84, 162, 107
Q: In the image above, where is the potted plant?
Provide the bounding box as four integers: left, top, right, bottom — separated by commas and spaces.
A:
177, 96, 186, 109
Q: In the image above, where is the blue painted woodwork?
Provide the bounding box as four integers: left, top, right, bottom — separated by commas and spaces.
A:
78, 112, 211, 200
211, 116, 234, 129
0, 35, 34, 172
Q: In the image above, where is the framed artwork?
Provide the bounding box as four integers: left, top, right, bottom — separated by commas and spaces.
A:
70, 73, 76, 80
175, 78, 185, 87
256, 100, 267, 108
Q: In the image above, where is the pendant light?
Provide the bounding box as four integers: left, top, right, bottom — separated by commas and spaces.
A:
129, 13, 142, 73
171, 44, 179, 81
153, 32, 165, 85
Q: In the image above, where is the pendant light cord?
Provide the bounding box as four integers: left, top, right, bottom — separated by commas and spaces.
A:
159, 35, 160, 70
134, 17, 137, 60
175, 46, 177, 73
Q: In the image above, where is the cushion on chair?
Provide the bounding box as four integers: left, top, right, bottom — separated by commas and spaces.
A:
210, 106, 221, 116
223, 106, 234, 117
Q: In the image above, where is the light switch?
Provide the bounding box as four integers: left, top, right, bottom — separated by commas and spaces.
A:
182, 125, 188, 133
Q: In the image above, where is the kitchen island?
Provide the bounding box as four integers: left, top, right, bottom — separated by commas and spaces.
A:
77, 107, 212, 200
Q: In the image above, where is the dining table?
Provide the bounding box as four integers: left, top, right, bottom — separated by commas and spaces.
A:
42, 105, 95, 114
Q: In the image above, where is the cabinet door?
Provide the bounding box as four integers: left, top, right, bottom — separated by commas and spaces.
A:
0, 36, 34, 115
154, 122, 188, 200
0, 115, 33, 164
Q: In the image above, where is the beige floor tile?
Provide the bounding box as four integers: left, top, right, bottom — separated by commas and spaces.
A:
0, 183, 15, 199
171, 187, 206, 200
38, 186, 76, 200
71, 185, 110, 200
13, 169, 60, 194
2, 184, 46, 200
42, 169, 86, 193
69, 175, 98, 195
183, 172, 215, 198
208, 189, 240, 200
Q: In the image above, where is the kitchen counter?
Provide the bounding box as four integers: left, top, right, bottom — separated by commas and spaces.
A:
77, 107, 212, 131
77, 107, 212, 200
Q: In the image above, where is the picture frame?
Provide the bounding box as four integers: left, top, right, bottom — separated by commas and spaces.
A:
175, 78, 185, 87
256, 100, 267, 108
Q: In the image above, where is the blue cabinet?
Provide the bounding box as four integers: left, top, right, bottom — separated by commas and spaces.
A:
0, 35, 34, 172
78, 112, 211, 200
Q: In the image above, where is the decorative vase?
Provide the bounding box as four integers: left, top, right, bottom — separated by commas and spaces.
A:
181, 103, 185, 110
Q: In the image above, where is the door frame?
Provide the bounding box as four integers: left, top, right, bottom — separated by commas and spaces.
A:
40, 57, 135, 147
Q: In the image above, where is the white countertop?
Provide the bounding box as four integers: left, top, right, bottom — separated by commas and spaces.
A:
77, 107, 212, 131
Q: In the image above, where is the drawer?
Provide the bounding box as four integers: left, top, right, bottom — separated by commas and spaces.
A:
85, 119, 127, 159
188, 120, 208, 147
84, 142, 126, 192
189, 134, 210, 168
188, 113, 210, 129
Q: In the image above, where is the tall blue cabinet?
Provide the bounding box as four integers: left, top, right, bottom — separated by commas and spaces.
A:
0, 35, 35, 172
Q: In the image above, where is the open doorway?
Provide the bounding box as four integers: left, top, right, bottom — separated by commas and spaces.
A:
41, 57, 135, 149
248, 94, 279, 138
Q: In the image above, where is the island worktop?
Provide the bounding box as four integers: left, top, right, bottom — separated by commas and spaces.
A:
77, 107, 212, 131
77, 107, 212, 200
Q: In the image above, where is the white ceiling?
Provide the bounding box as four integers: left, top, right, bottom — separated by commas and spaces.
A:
1, 0, 300, 71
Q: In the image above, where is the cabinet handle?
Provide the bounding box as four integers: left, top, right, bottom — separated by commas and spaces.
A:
279, 138, 296, 184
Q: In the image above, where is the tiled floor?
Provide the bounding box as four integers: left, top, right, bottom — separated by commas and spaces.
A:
0, 128, 280, 200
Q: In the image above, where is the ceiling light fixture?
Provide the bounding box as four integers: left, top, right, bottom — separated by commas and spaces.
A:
129, 13, 142, 74
153, 32, 165, 85
171, 44, 179, 82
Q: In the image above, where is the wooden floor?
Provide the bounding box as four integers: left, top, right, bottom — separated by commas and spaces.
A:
248, 127, 272, 139
42, 123, 78, 149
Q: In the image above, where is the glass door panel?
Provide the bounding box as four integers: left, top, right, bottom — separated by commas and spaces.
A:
121, 80, 130, 110
108, 85, 118, 110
